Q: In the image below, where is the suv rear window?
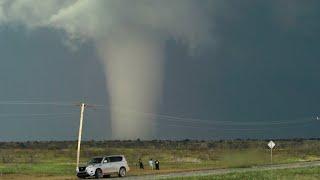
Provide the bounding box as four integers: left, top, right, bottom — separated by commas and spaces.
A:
109, 156, 123, 162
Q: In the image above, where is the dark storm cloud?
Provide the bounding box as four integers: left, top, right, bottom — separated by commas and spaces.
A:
0, 0, 320, 140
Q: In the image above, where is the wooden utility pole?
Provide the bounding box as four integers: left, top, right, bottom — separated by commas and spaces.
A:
76, 103, 86, 170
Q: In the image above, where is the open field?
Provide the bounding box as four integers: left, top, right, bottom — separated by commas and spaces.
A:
0, 139, 319, 179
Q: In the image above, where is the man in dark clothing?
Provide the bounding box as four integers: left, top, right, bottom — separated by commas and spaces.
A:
138, 158, 144, 169
155, 160, 160, 170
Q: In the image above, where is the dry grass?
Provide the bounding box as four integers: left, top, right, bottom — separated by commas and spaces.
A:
0, 139, 319, 178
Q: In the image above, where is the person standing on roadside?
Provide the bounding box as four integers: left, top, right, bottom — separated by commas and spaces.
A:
155, 159, 160, 170
138, 158, 144, 169
149, 158, 154, 170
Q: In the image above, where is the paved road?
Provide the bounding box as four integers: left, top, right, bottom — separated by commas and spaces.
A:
122, 160, 320, 180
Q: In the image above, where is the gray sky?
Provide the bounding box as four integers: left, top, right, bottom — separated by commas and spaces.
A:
0, 0, 320, 141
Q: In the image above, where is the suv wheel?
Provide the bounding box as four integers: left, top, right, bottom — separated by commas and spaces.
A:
118, 167, 126, 177
95, 169, 103, 179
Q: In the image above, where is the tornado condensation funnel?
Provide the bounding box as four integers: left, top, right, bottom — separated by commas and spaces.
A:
99, 29, 164, 139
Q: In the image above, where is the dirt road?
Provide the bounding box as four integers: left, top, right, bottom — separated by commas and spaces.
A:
123, 160, 320, 180
1, 161, 320, 180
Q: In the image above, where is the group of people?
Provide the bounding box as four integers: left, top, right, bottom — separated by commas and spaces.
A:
138, 158, 160, 170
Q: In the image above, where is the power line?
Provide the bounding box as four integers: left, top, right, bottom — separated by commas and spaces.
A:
0, 101, 75, 106
0, 100, 317, 127
0, 101, 106, 108
0, 113, 75, 117
109, 107, 316, 126
156, 116, 315, 126
155, 121, 311, 131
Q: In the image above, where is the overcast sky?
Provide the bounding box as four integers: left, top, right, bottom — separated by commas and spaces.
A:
0, 0, 320, 141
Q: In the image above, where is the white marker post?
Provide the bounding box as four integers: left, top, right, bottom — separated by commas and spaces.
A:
268, 140, 275, 164
76, 103, 86, 170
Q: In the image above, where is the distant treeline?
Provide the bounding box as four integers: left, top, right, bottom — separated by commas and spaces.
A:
0, 138, 319, 150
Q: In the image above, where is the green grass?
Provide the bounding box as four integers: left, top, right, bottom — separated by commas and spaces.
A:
0, 163, 74, 175
165, 166, 320, 180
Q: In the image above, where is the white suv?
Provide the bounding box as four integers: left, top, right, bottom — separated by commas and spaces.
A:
77, 155, 130, 178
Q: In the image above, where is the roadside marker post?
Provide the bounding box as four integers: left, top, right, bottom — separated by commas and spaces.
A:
268, 140, 276, 164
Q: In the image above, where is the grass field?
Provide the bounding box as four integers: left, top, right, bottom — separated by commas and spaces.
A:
165, 166, 320, 180
0, 139, 319, 178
